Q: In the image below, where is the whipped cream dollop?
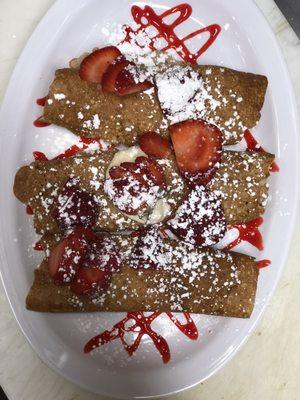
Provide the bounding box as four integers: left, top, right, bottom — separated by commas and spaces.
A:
105, 146, 171, 224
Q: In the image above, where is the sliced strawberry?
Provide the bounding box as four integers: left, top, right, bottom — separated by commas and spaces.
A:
102, 59, 130, 93
135, 156, 165, 188
117, 80, 152, 96
147, 160, 166, 188
48, 227, 94, 285
71, 267, 110, 296
119, 161, 152, 188
139, 132, 172, 158
109, 165, 147, 193
105, 156, 166, 215
109, 166, 128, 180
79, 46, 121, 83
102, 59, 152, 96
51, 178, 99, 231
115, 62, 152, 95
119, 162, 137, 171
169, 119, 222, 185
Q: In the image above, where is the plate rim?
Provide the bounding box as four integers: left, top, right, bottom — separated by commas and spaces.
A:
0, 0, 299, 398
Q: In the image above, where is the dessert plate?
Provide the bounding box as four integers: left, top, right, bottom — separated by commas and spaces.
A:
0, 0, 299, 398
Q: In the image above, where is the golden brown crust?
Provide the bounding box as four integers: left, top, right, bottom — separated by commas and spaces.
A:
26, 236, 258, 318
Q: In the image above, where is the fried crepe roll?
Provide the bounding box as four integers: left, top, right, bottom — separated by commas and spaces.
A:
14, 148, 188, 234
208, 150, 274, 224
43, 69, 165, 144
14, 149, 273, 235
42, 64, 267, 146
26, 233, 259, 317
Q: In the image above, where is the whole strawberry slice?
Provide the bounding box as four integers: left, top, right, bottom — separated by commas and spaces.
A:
71, 267, 110, 296
102, 59, 152, 96
139, 132, 172, 158
48, 227, 96, 285
169, 119, 222, 186
79, 46, 121, 83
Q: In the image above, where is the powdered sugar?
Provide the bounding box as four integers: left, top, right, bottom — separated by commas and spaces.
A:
168, 185, 227, 246
104, 170, 163, 216
155, 64, 220, 124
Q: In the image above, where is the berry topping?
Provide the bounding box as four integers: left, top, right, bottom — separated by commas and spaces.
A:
135, 156, 166, 188
104, 157, 166, 215
83, 235, 122, 273
169, 119, 222, 185
167, 186, 227, 246
51, 178, 99, 231
48, 228, 122, 296
79, 46, 121, 83
139, 132, 172, 158
102, 59, 152, 96
48, 227, 95, 285
71, 267, 110, 296
130, 227, 172, 270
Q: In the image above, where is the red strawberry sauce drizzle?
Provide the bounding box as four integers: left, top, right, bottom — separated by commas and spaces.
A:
84, 311, 198, 363
257, 259, 271, 269
33, 151, 49, 161
224, 217, 264, 252
33, 117, 51, 128
34, 96, 51, 127
244, 130, 279, 172
123, 4, 221, 64
32, 137, 106, 162
36, 96, 47, 106
26, 205, 34, 215
33, 240, 43, 251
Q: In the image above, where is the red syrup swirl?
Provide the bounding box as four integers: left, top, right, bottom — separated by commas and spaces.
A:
244, 130, 279, 172
224, 217, 264, 252
84, 311, 198, 363
165, 312, 198, 339
257, 259, 271, 269
123, 3, 221, 64
32, 137, 105, 162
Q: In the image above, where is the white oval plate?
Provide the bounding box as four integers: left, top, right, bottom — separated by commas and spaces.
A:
0, 0, 299, 398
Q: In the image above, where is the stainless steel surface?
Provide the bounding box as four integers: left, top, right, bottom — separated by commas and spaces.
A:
274, 0, 300, 38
